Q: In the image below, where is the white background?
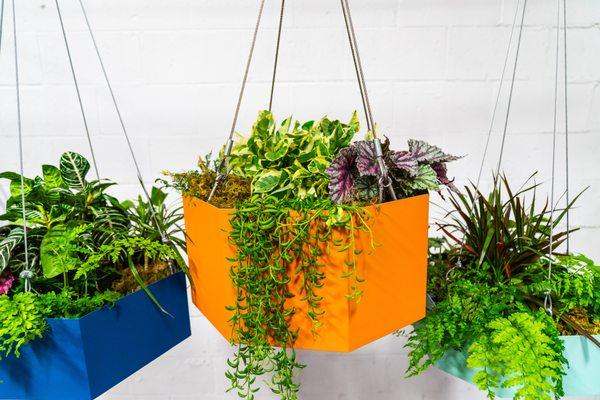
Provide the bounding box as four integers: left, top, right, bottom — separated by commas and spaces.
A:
1, 0, 599, 399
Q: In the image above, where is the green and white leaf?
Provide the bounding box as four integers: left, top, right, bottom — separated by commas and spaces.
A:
253, 170, 282, 194
0, 228, 24, 274
265, 140, 290, 162
59, 151, 90, 190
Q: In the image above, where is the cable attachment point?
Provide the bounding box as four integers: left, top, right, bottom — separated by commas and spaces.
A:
223, 139, 234, 171
208, 139, 234, 203
158, 234, 175, 274
373, 138, 397, 201
445, 258, 462, 281
543, 290, 553, 317
19, 269, 34, 292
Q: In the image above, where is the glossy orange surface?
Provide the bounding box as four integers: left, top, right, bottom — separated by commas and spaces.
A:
183, 194, 429, 352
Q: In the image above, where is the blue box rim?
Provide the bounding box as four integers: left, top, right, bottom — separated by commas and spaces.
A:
46, 272, 187, 322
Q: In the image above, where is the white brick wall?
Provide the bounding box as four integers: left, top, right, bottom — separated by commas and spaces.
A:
1, 0, 599, 399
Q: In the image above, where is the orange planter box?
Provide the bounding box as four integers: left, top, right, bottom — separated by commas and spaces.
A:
183, 194, 429, 352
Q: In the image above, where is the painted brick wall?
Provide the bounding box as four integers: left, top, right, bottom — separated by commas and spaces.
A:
1, 1, 599, 399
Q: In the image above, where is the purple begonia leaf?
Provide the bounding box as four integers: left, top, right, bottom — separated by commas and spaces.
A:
387, 150, 419, 177
408, 139, 461, 164
432, 162, 459, 192
355, 141, 380, 177
326, 146, 357, 204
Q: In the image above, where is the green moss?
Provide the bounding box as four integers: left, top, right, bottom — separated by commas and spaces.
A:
165, 158, 251, 208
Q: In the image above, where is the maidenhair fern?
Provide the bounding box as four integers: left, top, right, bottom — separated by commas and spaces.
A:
405, 278, 518, 376
0, 293, 48, 359
467, 311, 566, 400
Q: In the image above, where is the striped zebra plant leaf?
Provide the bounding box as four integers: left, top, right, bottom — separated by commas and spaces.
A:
0, 228, 24, 274
92, 206, 130, 246
59, 151, 90, 190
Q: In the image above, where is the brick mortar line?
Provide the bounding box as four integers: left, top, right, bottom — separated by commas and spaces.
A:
2, 79, 599, 87
12, 24, 600, 34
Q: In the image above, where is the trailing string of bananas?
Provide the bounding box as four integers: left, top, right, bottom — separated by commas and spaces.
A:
225, 195, 373, 399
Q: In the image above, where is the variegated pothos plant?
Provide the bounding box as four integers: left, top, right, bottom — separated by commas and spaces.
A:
228, 110, 360, 199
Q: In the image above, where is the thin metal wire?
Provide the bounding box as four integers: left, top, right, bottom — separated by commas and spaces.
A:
77, 0, 144, 183
225, 0, 266, 145
340, 0, 371, 132
545, 0, 562, 317
496, 0, 528, 175
77, 0, 171, 257
341, 0, 375, 133
54, 0, 100, 180
208, 0, 266, 202
451, 0, 521, 272
0, 0, 5, 59
476, 0, 520, 188
12, 0, 32, 291
269, 0, 285, 112
563, 0, 570, 253
341, 0, 396, 201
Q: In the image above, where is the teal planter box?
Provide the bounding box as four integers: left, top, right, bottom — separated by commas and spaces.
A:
0, 272, 191, 400
436, 335, 600, 398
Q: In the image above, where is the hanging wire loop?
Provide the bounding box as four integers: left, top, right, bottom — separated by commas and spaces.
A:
453, 0, 523, 273
496, 0, 528, 176
0, 0, 5, 58
78, 0, 175, 272
54, 0, 100, 181
11, 0, 33, 291
208, 0, 266, 203
340, 0, 396, 202
545, 0, 564, 317
208, 0, 396, 203
269, 0, 285, 112
563, 0, 570, 254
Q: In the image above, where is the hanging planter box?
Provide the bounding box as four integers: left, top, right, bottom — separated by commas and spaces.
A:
183, 193, 429, 352
0, 272, 191, 400
435, 334, 600, 398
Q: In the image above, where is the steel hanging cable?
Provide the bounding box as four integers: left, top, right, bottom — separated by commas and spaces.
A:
563, 0, 570, 253
54, 0, 100, 181
340, 0, 396, 201
450, 0, 522, 274
340, 0, 371, 133
476, 0, 521, 188
11, 0, 32, 292
0, 0, 4, 59
269, 0, 285, 112
495, 0, 528, 176
545, 0, 563, 317
341, 0, 375, 132
77, 0, 144, 183
209, 0, 392, 202
208, 0, 266, 202
77, 0, 172, 263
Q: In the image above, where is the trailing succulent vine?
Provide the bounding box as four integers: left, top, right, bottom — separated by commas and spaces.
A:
0, 152, 186, 364
226, 196, 374, 399
169, 110, 458, 400
406, 175, 600, 400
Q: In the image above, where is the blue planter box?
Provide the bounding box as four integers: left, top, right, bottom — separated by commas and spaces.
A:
0, 272, 191, 400
436, 335, 600, 398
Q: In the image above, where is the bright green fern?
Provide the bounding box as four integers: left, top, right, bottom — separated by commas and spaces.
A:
467, 311, 566, 400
